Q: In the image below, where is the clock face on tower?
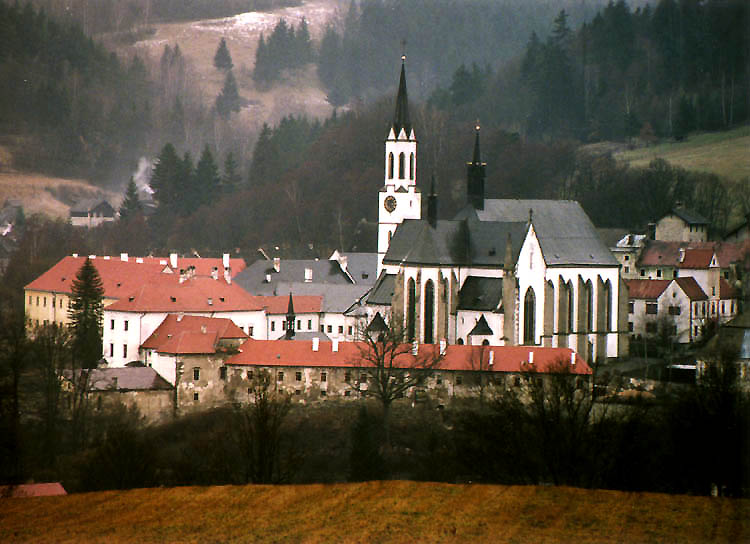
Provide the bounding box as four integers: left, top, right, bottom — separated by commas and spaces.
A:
384, 196, 397, 213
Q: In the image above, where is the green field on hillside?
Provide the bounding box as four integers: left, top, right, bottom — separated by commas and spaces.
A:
1, 481, 747, 543
616, 125, 750, 181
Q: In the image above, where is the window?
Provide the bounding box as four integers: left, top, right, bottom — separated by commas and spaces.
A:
344, 390, 351, 397
424, 279, 435, 344
220, 367, 227, 380
308, 319, 312, 330
624, 255, 630, 261
110, 319, 115, 329
28, 295, 31, 305
249, 326, 254, 336
694, 326, 699, 336
295, 371, 302, 381
297, 320, 301, 330
36, 296, 39, 306
282, 320, 286, 330
668, 306, 681, 315
124, 320, 129, 331
193, 392, 199, 401
628, 322, 634, 332
320, 390, 327, 397
628, 301, 634, 314
348, 326, 353, 335
193, 368, 200, 381
646, 303, 658, 315
406, 278, 417, 342
109, 343, 114, 357
320, 325, 325, 332
645, 322, 658, 333
398, 152, 405, 179
409, 152, 414, 180
624, 266, 629, 273
388, 152, 394, 179
456, 375, 463, 385
271, 321, 276, 332
338, 325, 344, 334
277, 371, 284, 382
295, 389, 301, 395
656, 269, 662, 278
640, 269, 645, 277
123, 345, 127, 358
436, 375, 442, 385
327, 325, 333, 333
360, 374, 367, 383
523, 287, 536, 344
344, 371, 351, 382
43, 296, 46, 307
514, 376, 521, 387
321, 372, 327, 382
246, 370, 254, 380
60, 298, 63, 308
721, 302, 725, 314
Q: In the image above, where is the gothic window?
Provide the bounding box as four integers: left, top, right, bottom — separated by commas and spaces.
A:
604, 280, 612, 331
407, 278, 416, 342
567, 282, 574, 332
586, 281, 593, 331
523, 287, 536, 345
399, 152, 405, 179
424, 280, 435, 344
409, 153, 414, 180
388, 153, 394, 179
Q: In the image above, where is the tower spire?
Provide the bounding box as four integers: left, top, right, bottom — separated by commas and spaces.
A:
285, 292, 295, 339
466, 122, 486, 210
392, 55, 411, 137
472, 120, 482, 164
427, 174, 438, 228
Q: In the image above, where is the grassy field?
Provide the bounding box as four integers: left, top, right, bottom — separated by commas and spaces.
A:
1, 481, 747, 543
615, 125, 750, 181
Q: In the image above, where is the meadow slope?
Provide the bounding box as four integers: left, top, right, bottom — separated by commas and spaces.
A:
615, 125, 750, 181
1, 481, 747, 543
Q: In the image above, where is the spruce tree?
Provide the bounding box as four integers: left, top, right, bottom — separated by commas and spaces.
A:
119, 177, 142, 220
68, 258, 104, 369
223, 151, 241, 193
195, 145, 220, 207
213, 37, 233, 71
216, 70, 241, 119
150, 143, 181, 212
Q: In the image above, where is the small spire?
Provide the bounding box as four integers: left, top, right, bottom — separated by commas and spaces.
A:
427, 174, 438, 228
473, 121, 482, 164
285, 292, 295, 339
286, 292, 295, 315
528, 208, 533, 224
392, 54, 411, 136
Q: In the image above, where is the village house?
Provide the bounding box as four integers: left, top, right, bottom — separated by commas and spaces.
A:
653, 206, 710, 243
69, 198, 116, 228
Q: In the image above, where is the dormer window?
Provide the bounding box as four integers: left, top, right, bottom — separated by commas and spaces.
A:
170, 296, 176, 302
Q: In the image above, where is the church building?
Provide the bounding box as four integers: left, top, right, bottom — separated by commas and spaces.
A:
369, 58, 629, 362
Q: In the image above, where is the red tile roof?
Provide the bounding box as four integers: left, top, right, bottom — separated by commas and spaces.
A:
678, 249, 715, 269
639, 240, 749, 269
673, 277, 707, 300
24, 256, 167, 299
626, 279, 671, 299
258, 295, 322, 314
24, 255, 247, 298
0, 483, 67, 497
141, 314, 248, 354
719, 278, 740, 300
106, 275, 264, 313
226, 341, 591, 375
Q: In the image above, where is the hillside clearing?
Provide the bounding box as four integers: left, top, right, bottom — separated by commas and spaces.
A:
1, 481, 747, 543
615, 125, 750, 181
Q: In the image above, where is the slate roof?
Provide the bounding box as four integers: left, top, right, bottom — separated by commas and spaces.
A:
106, 275, 263, 313
367, 312, 388, 332
383, 218, 526, 267
455, 199, 618, 267
141, 314, 247, 354
226, 340, 591, 375
665, 206, 709, 225
674, 277, 708, 301
468, 315, 494, 336
70, 198, 114, 215
73, 367, 174, 391
626, 279, 671, 299
458, 277, 503, 311
367, 272, 396, 305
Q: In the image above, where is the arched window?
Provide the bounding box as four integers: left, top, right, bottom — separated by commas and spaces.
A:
586, 281, 593, 331
388, 153, 394, 179
424, 280, 435, 344
407, 278, 416, 342
523, 287, 536, 345
482, 339, 490, 346
567, 282, 574, 332
399, 152, 405, 179
409, 153, 414, 180
604, 280, 612, 331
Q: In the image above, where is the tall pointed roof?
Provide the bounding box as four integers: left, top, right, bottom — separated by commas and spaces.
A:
286, 292, 295, 316
392, 58, 411, 136
472, 123, 483, 165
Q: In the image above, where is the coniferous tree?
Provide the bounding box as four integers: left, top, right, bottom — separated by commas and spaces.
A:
195, 145, 220, 207
216, 70, 241, 119
119, 177, 142, 220
179, 151, 196, 215
222, 151, 241, 193
68, 258, 104, 369
213, 37, 233, 71
150, 143, 181, 213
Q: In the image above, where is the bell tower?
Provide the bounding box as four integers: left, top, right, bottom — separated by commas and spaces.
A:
378, 56, 421, 275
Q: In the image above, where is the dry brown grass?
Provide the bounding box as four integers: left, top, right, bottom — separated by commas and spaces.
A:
1, 481, 747, 543
0, 172, 120, 219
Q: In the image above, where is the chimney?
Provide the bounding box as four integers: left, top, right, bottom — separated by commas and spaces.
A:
439, 338, 447, 355
72, 253, 78, 258
312, 337, 319, 352
211, 267, 219, 280
179, 269, 186, 284
201, 325, 207, 333
528, 351, 534, 365
273, 257, 281, 273
304, 268, 313, 282
679, 248, 686, 263
332, 339, 339, 352
489, 350, 494, 366
89, 254, 96, 259
570, 351, 576, 366
224, 266, 231, 284
222, 253, 230, 269
136, 257, 143, 263
170, 253, 178, 269
103, 255, 110, 260
265, 273, 272, 283
412, 341, 419, 355
207, 298, 213, 306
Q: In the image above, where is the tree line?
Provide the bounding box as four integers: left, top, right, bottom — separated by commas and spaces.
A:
253, 17, 313, 87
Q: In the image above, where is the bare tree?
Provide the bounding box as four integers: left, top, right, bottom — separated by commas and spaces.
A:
350, 320, 444, 445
